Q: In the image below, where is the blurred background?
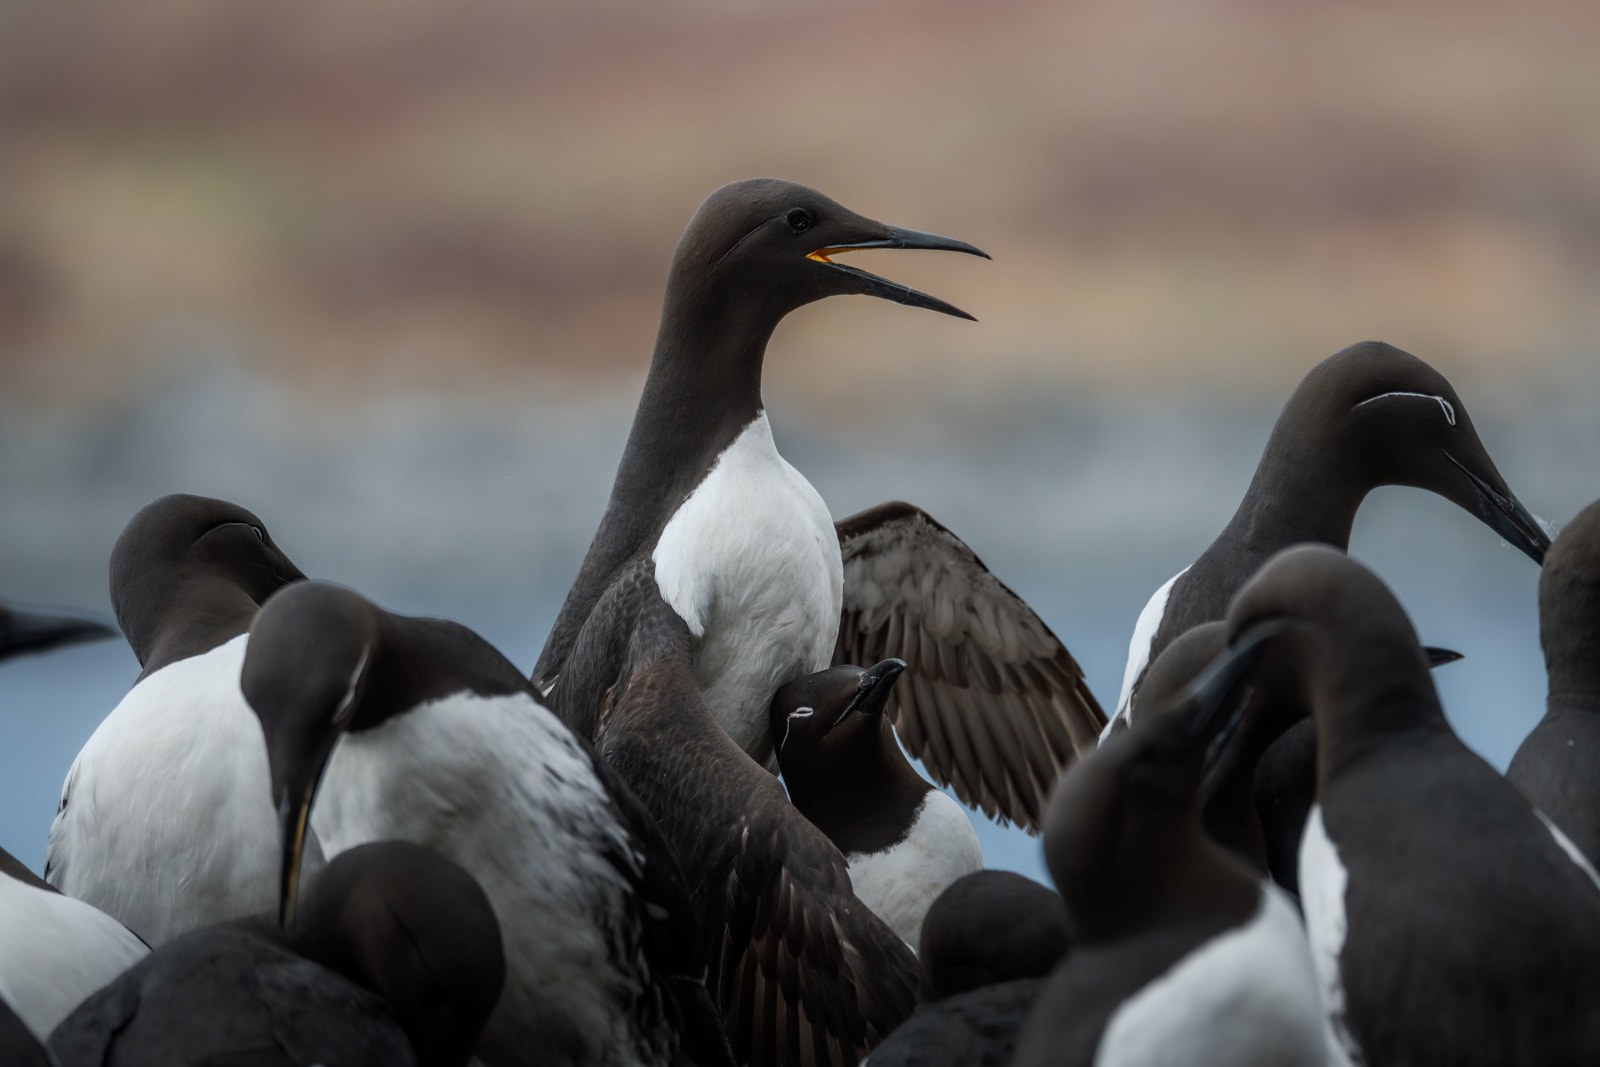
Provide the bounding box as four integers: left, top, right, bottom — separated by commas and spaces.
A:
2, 0, 1597, 882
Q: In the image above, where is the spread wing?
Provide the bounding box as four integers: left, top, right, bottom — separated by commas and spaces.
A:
835, 502, 1106, 833
594, 576, 918, 1067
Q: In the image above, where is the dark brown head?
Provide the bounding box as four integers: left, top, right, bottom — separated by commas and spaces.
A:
665, 178, 988, 328
1276, 341, 1550, 563
917, 870, 1069, 1002
1539, 499, 1600, 701
241, 581, 382, 930
770, 659, 906, 778
110, 493, 306, 667
291, 841, 505, 1067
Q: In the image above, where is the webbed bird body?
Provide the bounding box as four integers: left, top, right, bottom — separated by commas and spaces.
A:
1217, 546, 1600, 1065
569, 558, 918, 1067
243, 582, 728, 1067
46, 494, 312, 947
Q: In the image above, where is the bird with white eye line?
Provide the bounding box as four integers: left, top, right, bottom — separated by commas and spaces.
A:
1107, 339, 1552, 735
536, 179, 1104, 838
45, 493, 316, 948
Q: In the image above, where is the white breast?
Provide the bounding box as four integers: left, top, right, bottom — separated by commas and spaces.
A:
653, 412, 843, 763
313, 691, 656, 1067
846, 791, 983, 948
1095, 882, 1324, 1067
1106, 568, 1187, 739
0, 873, 148, 1040
45, 636, 316, 947
1298, 804, 1362, 1067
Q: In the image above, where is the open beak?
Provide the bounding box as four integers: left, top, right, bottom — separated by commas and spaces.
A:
0, 607, 117, 661
808, 227, 989, 321
1442, 452, 1552, 565
833, 658, 907, 727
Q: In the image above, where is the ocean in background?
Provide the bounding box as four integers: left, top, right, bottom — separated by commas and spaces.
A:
1, 354, 1592, 885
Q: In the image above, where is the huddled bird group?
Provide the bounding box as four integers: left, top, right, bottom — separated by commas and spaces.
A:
2, 176, 1597, 1066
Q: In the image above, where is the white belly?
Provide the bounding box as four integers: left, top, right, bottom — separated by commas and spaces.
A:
1095, 882, 1324, 1067
0, 873, 148, 1040
653, 412, 843, 763
314, 692, 659, 1067
45, 636, 316, 947
846, 791, 983, 949
1298, 804, 1362, 1067
1106, 568, 1187, 739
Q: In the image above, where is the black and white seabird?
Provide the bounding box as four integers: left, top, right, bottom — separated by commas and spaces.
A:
243, 581, 730, 1067
573, 560, 918, 1067
0, 844, 148, 1046
0, 602, 115, 660
1213, 545, 1600, 1065
865, 871, 1069, 1067
534, 180, 1101, 832
771, 659, 983, 947
49, 841, 504, 1067
1108, 340, 1551, 734
44, 494, 312, 947
1129, 620, 1461, 895
1508, 496, 1600, 865
1010, 631, 1323, 1067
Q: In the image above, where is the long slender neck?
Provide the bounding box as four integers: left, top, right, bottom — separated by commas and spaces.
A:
1220, 416, 1368, 559
533, 272, 784, 684
1312, 643, 1450, 785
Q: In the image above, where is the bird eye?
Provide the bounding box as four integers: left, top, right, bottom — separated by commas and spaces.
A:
786, 209, 813, 234
250, 525, 266, 543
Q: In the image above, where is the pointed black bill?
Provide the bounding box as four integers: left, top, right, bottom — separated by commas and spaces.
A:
834, 657, 906, 727
0, 607, 117, 662
278, 791, 313, 930
809, 226, 990, 321
1442, 452, 1552, 565
1424, 646, 1464, 668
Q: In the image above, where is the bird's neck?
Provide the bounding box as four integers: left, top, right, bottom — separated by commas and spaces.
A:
1312, 653, 1450, 784
138, 583, 260, 678
1223, 414, 1368, 558
787, 731, 930, 856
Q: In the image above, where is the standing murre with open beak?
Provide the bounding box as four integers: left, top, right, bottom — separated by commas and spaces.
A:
1213, 545, 1600, 1066
535, 179, 988, 767
47, 842, 504, 1067
1010, 623, 1323, 1067
1107, 340, 1551, 737
242, 580, 730, 1067
45, 494, 316, 948
772, 659, 983, 948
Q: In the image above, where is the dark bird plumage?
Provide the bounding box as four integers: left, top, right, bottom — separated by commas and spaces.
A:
567, 557, 919, 1067
48, 842, 504, 1067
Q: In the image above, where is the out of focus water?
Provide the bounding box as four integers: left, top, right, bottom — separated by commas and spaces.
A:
1, 354, 1593, 886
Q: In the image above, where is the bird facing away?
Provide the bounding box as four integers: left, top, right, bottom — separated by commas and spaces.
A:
242, 580, 729, 1067
1215, 545, 1600, 1066
771, 658, 983, 948
1508, 495, 1600, 866
535, 179, 988, 770
1129, 619, 1462, 894
573, 558, 918, 1067
48, 841, 504, 1067
0, 844, 148, 1045
1109, 340, 1551, 732
0, 603, 115, 662
1010, 628, 1323, 1067
864, 871, 1070, 1067
46, 493, 312, 947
